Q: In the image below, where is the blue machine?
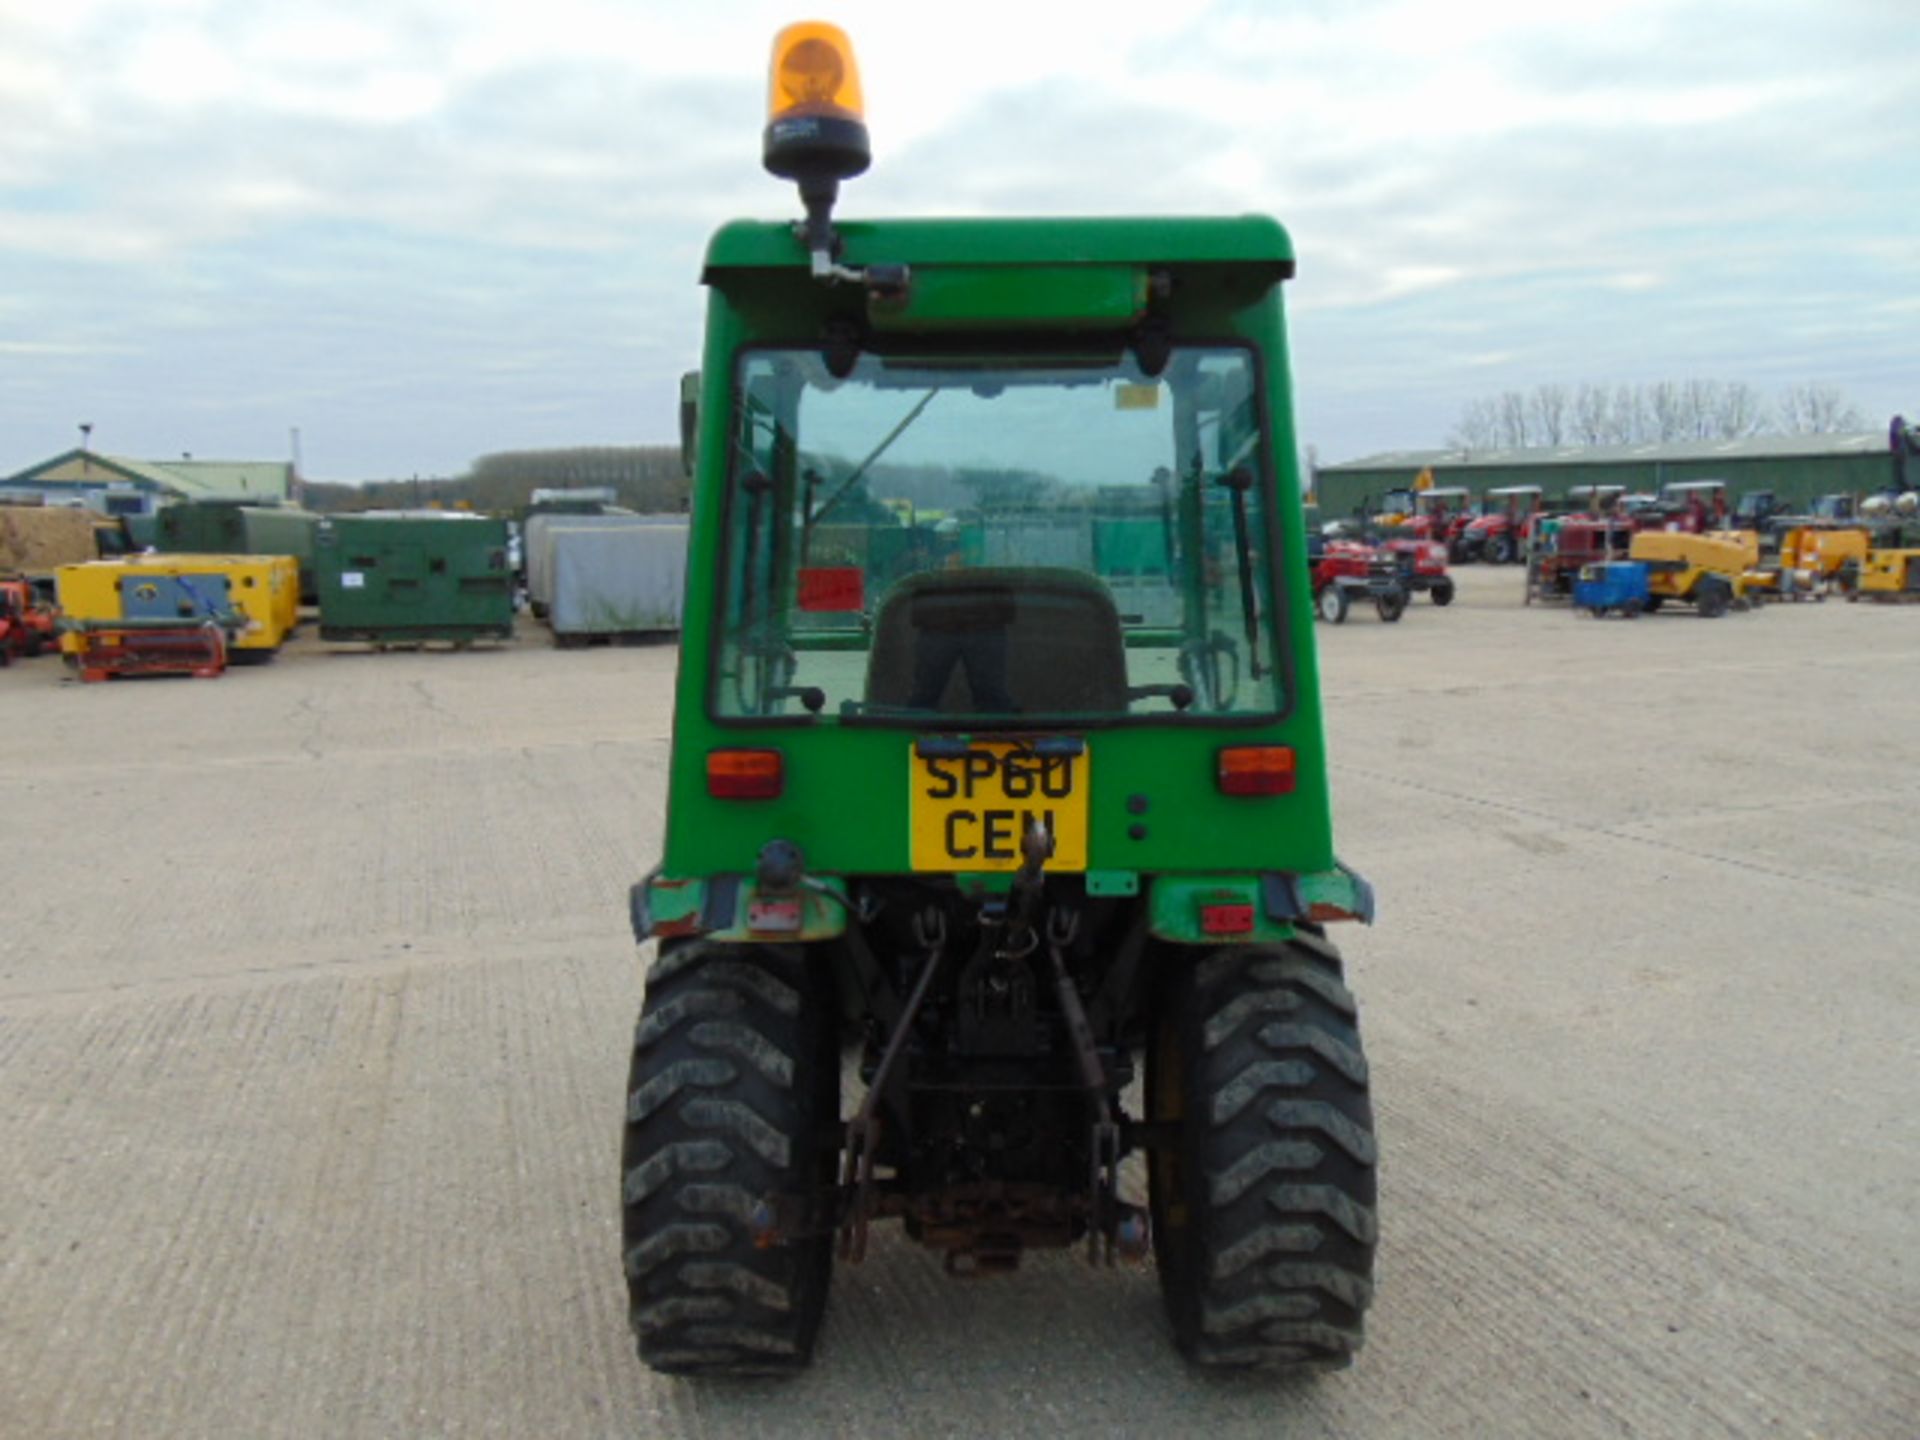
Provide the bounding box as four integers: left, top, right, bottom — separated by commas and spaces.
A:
1573, 561, 1651, 617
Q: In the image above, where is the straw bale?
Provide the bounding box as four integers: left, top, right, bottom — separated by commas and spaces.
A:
0, 506, 101, 574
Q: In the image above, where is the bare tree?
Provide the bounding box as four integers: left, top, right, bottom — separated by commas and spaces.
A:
1450, 377, 1858, 452
1497, 390, 1531, 448
1572, 383, 1611, 445
1528, 384, 1570, 446
1777, 384, 1868, 434
1610, 383, 1643, 445
1682, 379, 1723, 439
1715, 382, 1769, 438
1647, 381, 1688, 442
1448, 397, 1501, 452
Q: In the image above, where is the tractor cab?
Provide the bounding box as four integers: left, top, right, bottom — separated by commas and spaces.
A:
1376, 487, 1418, 524
620, 22, 1378, 1380
1410, 485, 1471, 539
1376, 484, 1467, 537
1728, 489, 1785, 535
1460, 484, 1542, 564
1809, 493, 1859, 522
1658, 480, 1729, 533
1565, 484, 1626, 515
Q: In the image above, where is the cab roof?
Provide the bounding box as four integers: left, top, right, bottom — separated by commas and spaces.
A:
703, 215, 1295, 279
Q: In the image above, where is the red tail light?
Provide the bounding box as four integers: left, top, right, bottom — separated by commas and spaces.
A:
707, 748, 784, 799
1218, 745, 1295, 796
1200, 903, 1256, 935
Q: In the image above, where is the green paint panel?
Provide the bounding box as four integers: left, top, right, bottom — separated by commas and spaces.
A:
867, 265, 1146, 331
704, 216, 1294, 273
315, 516, 514, 642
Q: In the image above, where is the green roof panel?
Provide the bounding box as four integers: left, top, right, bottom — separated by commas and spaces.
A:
703, 215, 1295, 277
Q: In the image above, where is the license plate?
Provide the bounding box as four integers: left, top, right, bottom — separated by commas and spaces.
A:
909, 741, 1088, 873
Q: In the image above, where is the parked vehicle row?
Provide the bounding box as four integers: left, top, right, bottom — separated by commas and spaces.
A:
1337, 478, 1920, 568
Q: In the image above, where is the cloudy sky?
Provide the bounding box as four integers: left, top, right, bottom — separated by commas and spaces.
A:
1, 0, 1912, 481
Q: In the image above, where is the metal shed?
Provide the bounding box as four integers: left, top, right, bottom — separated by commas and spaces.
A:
1315, 430, 1912, 522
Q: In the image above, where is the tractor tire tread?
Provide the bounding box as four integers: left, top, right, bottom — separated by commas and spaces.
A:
1210, 1144, 1327, 1207
1151, 941, 1377, 1372
622, 940, 835, 1376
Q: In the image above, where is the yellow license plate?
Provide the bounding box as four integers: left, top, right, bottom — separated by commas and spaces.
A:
909, 741, 1088, 873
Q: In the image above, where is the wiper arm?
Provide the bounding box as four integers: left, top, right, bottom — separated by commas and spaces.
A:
1219, 465, 1264, 680
807, 388, 939, 530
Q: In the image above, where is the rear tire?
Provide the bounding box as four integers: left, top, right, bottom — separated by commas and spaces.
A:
621, 939, 839, 1376
1696, 581, 1731, 619
1148, 936, 1377, 1371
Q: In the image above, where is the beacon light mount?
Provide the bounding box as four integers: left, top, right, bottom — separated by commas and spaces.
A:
762, 22, 878, 286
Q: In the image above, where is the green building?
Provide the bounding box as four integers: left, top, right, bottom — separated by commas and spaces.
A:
1314, 429, 1914, 521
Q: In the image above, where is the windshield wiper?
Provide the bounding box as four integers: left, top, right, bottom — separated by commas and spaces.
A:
1218, 464, 1264, 680
807, 388, 939, 532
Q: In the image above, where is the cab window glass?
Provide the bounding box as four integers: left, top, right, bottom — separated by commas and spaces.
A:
715, 347, 1286, 724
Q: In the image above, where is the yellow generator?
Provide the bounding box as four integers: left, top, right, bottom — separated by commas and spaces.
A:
1856, 549, 1920, 601
1628, 531, 1756, 617
1737, 527, 1872, 602
57, 555, 299, 659
1782, 526, 1869, 577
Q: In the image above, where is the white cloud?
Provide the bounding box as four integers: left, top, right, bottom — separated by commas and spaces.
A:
0, 0, 1913, 477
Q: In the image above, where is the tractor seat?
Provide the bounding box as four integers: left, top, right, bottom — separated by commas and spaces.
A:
864, 567, 1129, 717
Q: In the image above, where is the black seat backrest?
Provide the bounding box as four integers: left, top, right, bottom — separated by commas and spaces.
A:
864, 567, 1129, 716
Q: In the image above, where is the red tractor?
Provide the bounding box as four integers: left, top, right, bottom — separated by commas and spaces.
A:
1458, 484, 1543, 564
1638, 480, 1729, 534
1526, 513, 1637, 604
1306, 532, 1410, 623
1376, 535, 1455, 605
1377, 485, 1476, 548
0, 578, 57, 662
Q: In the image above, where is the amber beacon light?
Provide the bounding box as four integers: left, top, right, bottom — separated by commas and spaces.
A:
763, 22, 871, 277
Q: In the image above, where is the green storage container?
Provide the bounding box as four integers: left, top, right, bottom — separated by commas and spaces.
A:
315, 516, 514, 643
154, 501, 321, 602
154, 500, 247, 554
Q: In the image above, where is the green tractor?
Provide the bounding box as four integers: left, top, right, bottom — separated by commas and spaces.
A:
623, 22, 1378, 1377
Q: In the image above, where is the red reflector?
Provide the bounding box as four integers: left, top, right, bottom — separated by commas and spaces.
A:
1200, 903, 1256, 935
1218, 745, 1295, 796
707, 748, 784, 799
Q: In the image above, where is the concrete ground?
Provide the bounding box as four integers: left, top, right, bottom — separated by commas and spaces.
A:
2, 564, 1915, 1438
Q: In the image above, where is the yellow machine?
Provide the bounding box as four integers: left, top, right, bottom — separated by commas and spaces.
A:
1628, 531, 1756, 617
1856, 549, 1920, 600
1704, 529, 1760, 566
56, 555, 299, 657
1740, 526, 1871, 602
1779, 526, 1869, 578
